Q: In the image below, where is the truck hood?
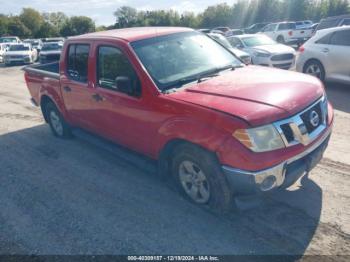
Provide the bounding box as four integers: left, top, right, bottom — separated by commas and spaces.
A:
249, 44, 295, 54
167, 66, 324, 126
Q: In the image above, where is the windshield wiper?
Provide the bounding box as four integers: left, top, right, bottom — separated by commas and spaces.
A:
163, 64, 239, 93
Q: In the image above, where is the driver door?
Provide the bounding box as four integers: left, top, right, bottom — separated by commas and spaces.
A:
89, 41, 153, 154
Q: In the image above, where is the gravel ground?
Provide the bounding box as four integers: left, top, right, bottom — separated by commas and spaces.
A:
0, 64, 349, 256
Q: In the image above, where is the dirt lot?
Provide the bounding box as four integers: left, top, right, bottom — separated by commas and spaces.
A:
0, 64, 349, 256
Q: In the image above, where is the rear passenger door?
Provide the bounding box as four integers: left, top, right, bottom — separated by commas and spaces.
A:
60, 42, 97, 130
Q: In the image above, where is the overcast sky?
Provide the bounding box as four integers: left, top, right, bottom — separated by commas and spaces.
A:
2, 0, 236, 25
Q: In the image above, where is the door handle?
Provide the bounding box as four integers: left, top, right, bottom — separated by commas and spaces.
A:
63, 86, 72, 92
92, 93, 105, 102
322, 48, 329, 53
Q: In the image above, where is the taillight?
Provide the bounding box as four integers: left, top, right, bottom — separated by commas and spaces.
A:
288, 31, 293, 36
299, 45, 305, 53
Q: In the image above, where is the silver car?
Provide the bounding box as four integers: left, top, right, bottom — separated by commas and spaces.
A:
207, 33, 252, 65
296, 26, 350, 84
228, 34, 296, 70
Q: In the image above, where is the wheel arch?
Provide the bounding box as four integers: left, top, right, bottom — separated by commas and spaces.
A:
40, 95, 55, 123
157, 138, 222, 179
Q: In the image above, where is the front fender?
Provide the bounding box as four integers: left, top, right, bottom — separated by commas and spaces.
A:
153, 116, 230, 158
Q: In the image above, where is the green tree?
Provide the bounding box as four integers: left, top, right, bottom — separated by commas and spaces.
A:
36, 21, 59, 38
19, 8, 44, 37
201, 3, 233, 28
7, 16, 31, 38
60, 16, 95, 37
0, 14, 9, 35
42, 12, 68, 32
114, 6, 138, 28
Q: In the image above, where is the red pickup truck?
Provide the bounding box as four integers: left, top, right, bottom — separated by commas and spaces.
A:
24, 27, 333, 212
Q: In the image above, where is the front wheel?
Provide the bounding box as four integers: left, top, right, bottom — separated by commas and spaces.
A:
171, 144, 233, 213
45, 102, 71, 138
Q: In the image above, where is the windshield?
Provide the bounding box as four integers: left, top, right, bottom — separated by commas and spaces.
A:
242, 35, 276, 47
0, 38, 17, 43
42, 43, 62, 51
9, 45, 30, 51
131, 31, 241, 90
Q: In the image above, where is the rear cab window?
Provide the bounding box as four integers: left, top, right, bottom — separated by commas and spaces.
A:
67, 44, 90, 83
278, 23, 296, 31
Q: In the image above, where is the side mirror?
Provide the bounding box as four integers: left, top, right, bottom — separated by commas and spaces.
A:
236, 44, 243, 49
116, 76, 133, 95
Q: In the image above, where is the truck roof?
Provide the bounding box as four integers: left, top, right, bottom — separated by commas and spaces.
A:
70, 27, 193, 42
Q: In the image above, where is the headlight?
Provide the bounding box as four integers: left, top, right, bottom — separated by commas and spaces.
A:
233, 124, 285, 152
254, 51, 270, 58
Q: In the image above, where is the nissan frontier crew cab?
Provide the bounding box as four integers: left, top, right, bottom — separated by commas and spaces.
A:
24, 27, 333, 212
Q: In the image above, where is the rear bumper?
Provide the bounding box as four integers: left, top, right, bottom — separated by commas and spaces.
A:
222, 126, 331, 195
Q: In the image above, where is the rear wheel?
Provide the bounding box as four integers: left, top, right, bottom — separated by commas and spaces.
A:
45, 102, 71, 138
171, 143, 233, 213
303, 60, 325, 81
277, 35, 285, 44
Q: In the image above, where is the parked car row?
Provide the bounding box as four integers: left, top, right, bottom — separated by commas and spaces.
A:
0, 36, 65, 65
203, 30, 296, 70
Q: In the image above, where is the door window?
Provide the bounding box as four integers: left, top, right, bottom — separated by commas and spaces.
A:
67, 44, 90, 83
97, 46, 141, 97
330, 30, 350, 46
278, 23, 295, 31
316, 33, 333, 44
341, 18, 350, 26
228, 37, 244, 48
263, 24, 277, 32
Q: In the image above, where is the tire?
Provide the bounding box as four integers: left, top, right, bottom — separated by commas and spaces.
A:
171, 143, 233, 213
277, 35, 285, 44
303, 59, 325, 81
45, 102, 71, 138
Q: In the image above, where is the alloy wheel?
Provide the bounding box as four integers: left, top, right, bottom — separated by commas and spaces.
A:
178, 160, 210, 204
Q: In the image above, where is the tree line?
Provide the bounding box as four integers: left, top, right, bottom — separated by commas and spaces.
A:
114, 0, 350, 29
0, 9, 96, 38
1, 0, 349, 39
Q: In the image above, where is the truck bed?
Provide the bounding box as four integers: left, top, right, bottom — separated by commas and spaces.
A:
23, 62, 60, 80
23, 62, 61, 106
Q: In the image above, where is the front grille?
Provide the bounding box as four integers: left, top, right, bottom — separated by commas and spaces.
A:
273, 97, 327, 147
273, 63, 292, 69
10, 55, 24, 59
271, 53, 294, 61
300, 103, 323, 133
280, 124, 294, 143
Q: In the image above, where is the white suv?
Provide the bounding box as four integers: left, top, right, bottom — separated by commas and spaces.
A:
296, 26, 350, 84
260, 22, 313, 45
